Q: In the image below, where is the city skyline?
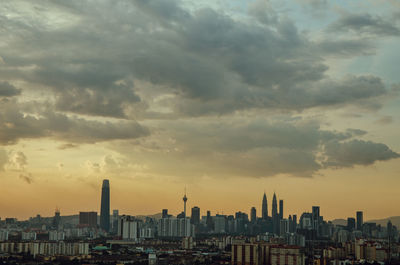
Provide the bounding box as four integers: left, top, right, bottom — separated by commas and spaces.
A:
0, 0, 400, 222
0, 182, 389, 224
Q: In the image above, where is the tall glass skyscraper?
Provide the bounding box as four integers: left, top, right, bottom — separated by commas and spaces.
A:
100, 179, 110, 232
262, 192, 268, 220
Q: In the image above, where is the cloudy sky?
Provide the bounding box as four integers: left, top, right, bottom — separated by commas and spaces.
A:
0, 0, 399, 220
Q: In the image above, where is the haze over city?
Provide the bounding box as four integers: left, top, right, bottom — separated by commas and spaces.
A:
1, 0, 400, 223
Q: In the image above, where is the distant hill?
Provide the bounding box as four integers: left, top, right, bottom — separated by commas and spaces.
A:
367, 216, 400, 228
331, 216, 400, 228
135, 213, 162, 220
331, 219, 347, 226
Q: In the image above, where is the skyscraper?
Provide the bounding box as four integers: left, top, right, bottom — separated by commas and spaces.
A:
272, 193, 278, 218
191, 206, 200, 225
293, 214, 297, 231
347, 217, 356, 231
356, 211, 363, 231
112, 209, 119, 234
312, 206, 320, 219
100, 179, 110, 232
52, 208, 61, 230
279, 199, 283, 219
251, 207, 257, 223
272, 193, 279, 234
262, 192, 268, 220
162, 209, 169, 218
312, 206, 320, 231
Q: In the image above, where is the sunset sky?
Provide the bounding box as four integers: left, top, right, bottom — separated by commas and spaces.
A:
0, 0, 400, 221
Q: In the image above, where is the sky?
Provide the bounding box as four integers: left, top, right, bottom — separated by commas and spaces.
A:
0, 0, 400, 221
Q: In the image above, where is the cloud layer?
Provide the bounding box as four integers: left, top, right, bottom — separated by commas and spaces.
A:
0, 0, 398, 179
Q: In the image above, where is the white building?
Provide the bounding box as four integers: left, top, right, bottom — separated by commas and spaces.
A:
0, 230, 9, 241
49, 231, 65, 241
157, 217, 195, 237
21, 232, 37, 241
118, 215, 140, 240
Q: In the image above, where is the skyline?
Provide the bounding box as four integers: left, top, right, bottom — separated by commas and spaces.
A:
0, 0, 400, 221
0, 181, 393, 223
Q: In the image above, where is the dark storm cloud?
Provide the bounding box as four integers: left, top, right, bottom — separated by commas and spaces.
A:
0, 101, 149, 145
0, 81, 21, 97
0, 0, 398, 179
323, 140, 400, 168
0, 0, 394, 119
329, 13, 400, 36
112, 118, 398, 178
172, 74, 387, 116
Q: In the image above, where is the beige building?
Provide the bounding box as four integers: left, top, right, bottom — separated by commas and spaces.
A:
232, 242, 304, 265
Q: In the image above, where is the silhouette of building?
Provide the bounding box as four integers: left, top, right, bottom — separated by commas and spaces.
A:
293, 214, 297, 229
206, 211, 214, 231
100, 179, 110, 232
162, 209, 169, 218
79, 212, 97, 228
347, 217, 356, 231
262, 192, 268, 220
279, 199, 284, 219
52, 208, 61, 230
272, 193, 279, 234
312, 206, 320, 219
191, 206, 200, 225
272, 193, 278, 218
251, 207, 257, 223
183, 190, 188, 218
112, 209, 119, 233
312, 206, 320, 231
356, 211, 363, 230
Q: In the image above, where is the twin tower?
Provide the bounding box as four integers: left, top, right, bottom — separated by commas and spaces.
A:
261, 192, 283, 220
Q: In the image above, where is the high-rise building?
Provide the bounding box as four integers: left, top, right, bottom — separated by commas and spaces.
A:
206, 211, 214, 231
118, 215, 139, 240
272, 193, 279, 234
112, 209, 119, 233
251, 207, 257, 223
388, 220, 393, 242
356, 211, 363, 231
279, 200, 284, 219
312, 206, 320, 231
100, 179, 110, 232
262, 192, 268, 220
312, 206, 320, 219
280, 219, 289, 235
79, 212, 97, 228
272, 193, 278, 218
347, 217, 356, 231
162, 209, 169, 218
191, 206, 200, 225
158, 217, 195, 238
52, 208, 61, 230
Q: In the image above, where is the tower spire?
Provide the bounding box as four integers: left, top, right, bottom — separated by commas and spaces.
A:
183, 187, 188, 218
262, 192, 268, 220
